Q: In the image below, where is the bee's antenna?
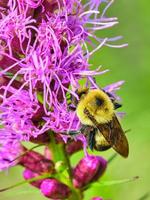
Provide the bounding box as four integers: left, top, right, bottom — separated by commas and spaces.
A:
124, 129, 131, 134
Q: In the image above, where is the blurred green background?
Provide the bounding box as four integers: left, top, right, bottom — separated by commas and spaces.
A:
0, 0, 150, 199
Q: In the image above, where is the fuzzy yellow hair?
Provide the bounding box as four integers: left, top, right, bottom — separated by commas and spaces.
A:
76, 89, 114, 126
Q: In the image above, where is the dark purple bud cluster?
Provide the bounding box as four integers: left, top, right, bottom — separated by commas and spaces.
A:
20, 145, 107, 199
23, 168, 71, 199
20, 147, 71, 199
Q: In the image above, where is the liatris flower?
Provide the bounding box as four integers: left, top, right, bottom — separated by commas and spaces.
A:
73, 155, 107, 188
0, 0, 124, 146
0, 0, 128, 199
40, 178, 71, 199
0, 140, 22, 170
0, 89, 40, 141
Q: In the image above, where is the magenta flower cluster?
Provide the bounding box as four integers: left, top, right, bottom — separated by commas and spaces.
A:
0, 0, 126, 199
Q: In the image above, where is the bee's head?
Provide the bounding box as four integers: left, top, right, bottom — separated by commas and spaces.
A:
90, 90, 122, 111
76, 87, 89, 99
89, 92, 110, 110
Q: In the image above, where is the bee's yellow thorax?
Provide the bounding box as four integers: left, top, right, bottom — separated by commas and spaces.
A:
76, 89, 114, 126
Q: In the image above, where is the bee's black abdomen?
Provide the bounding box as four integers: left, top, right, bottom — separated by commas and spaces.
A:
94, 144, 111, 151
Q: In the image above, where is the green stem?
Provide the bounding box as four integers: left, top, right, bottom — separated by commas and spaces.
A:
0, 174, 50, 192
68, 188, 83, 200
48, 132, 83, 200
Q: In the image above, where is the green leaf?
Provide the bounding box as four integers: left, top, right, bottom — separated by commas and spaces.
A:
138, 192, 150, 200
0, 174, 51, 192
84, 176, 139, 190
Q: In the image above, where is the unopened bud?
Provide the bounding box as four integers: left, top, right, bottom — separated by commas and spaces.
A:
23, 169, 43, 188
0, 0, 8, 7
40, 179, 71, 199
91, 197, 103, 200
66, 140, 83, 155
30, 132, 50, 144
19, 150, 54, 174
73, 155, 107, 188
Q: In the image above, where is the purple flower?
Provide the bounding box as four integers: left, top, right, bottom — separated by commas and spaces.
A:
0, 89, 40, 141
73, 155, 107, 188
0, 0, 125, 170
40, 178, 71, 199
0, 141, 22, 171
0, 1, 129, 200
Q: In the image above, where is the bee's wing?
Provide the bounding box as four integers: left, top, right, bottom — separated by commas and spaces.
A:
97, 115, 129, 158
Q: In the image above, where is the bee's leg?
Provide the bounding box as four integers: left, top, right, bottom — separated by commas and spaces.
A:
68, 125, 93, 135
80, 125, 96, 148
80, 125, 95, 133
68, 125, 92, 136
87, 128, 96, 151
68, 130, 80, 136
114, 102, 122, 109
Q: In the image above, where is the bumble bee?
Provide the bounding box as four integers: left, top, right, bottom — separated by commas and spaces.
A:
74, 88, 129, 158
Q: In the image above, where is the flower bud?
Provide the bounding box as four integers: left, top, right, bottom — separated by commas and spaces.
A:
19, 150, 54, 174
0, 0, 8, 7
30, 132, 50, 144
23, 169, 43, 188
91, 197, 103, 200
40, 179, 71, 199
66, 140, 83, 155
73, 155, 107, 188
